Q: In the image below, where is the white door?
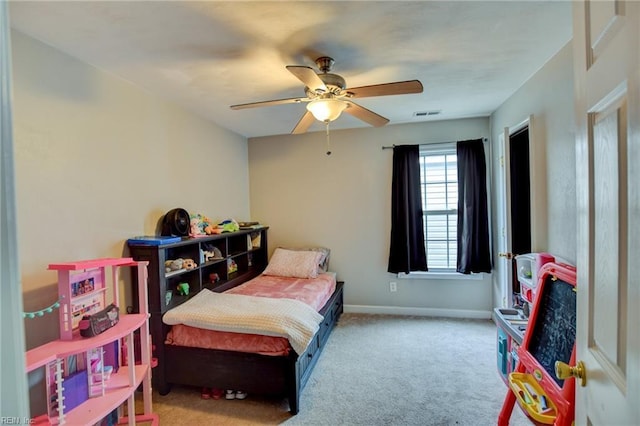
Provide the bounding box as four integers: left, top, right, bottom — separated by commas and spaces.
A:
496, 118, 537, 309
573, 1, 639, 424
496, 129, 513, 308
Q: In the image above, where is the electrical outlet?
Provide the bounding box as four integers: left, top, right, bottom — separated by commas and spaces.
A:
389, 281, 397, 292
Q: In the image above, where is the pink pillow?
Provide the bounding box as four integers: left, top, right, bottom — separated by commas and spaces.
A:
262, 248, 323, 279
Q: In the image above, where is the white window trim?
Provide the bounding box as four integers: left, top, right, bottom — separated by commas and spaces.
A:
397, 271, 487, 280
420, 143, 458, 272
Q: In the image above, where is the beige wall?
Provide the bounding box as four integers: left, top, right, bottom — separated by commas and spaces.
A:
12, 30, 250, 349
490, 41, 575, 308
249, 118, 494, 317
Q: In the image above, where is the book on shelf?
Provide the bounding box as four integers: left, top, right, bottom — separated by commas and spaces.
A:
238, 221, 259, 227
238, 221, 263, 230
127, 236, 181, 245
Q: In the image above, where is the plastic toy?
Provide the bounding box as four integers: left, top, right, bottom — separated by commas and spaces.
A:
176, 282, 189, 296
227, 259, 238, 274
499, 262, 577, 426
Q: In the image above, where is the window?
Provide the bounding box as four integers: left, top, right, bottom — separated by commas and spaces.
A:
419, 145, 458, 271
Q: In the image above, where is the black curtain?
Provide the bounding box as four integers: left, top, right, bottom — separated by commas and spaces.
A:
388, 145, 428, 274
456, 139, 491, 274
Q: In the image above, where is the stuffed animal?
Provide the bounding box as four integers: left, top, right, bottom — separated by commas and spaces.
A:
202, 250, 216, 262
202, 244, 223, 261
219, 219, 240, 233
183, 258, 197, 270
190, 218, 203, 237
190, 213, 217, 236
165, 258, 184, 273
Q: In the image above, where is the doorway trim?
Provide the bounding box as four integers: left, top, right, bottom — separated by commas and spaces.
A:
495, 114, 547, 309
506, 115, 547, 252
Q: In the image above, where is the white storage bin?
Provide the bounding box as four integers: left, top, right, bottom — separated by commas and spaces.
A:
515, 253, 555, 303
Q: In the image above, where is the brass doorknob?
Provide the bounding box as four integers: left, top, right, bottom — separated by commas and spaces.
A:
555, 360, 587, 387
498, 252, 514, 260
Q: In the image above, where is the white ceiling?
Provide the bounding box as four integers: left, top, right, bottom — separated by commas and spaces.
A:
8, 1, 572, 138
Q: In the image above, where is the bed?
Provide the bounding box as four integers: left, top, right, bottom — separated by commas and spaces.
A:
152, 247, 344, 414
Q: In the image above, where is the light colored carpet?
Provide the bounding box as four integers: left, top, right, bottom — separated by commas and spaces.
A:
144, 313, 531, 425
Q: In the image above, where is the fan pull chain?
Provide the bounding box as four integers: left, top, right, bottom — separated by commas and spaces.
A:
325, 121, 332, 156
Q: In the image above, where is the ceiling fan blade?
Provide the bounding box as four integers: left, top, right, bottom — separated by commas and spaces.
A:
230, 97, 306, 110
344, 101, 389, 127
291, 111, 316, 134
286, 65, 328, 93
346, 80, 423, 98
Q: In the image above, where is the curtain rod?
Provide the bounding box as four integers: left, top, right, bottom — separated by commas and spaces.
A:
381, 138, 488, 150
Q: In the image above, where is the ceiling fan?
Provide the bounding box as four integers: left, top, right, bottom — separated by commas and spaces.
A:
230, 56, 423, 134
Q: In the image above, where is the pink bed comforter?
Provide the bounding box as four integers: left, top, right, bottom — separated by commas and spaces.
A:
165, 272, 336, 356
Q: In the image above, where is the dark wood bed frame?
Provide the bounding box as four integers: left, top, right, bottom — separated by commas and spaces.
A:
149, 281, 343, 414
128, 230, 343, 414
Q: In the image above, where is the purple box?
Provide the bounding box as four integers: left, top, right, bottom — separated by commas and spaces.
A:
102, 341, 119, 373
62, 369, 89, 413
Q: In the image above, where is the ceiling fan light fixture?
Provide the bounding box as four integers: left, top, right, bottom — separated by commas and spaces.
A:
306, 98, 347, 123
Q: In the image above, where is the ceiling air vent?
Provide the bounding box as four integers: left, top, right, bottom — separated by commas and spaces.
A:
414, 110, 441, 117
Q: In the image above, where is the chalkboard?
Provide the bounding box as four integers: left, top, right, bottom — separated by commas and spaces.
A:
527, 275, 576, 387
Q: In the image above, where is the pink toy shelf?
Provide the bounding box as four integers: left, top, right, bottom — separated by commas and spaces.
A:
26, 257, 158, 425
49, 258, 132, 341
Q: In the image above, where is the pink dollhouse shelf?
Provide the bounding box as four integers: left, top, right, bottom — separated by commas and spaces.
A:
30, 365, 150, 426
48, 257, 135, 271
26, 314, 147, 372
29, 258, 155, 425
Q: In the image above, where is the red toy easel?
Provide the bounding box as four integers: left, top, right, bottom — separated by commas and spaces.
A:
498, 262, 577, 426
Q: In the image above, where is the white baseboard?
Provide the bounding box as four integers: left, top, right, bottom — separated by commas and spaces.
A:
343, 304, 492, 320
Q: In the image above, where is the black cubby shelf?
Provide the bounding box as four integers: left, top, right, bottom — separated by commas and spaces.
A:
127, 227, 269, 315
126, 227, 268, 391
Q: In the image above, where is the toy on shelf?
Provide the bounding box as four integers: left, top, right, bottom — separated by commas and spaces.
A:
176, 282, 190, 296
182, 258, 197, 270
165, 258, 185, 274
189, 213, 217, 236
188, 215, 243, 237
78, 303, 120, 338
201, 244, 224, 263
227, 258, 238, 274
218, 219, 240, 233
